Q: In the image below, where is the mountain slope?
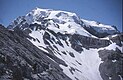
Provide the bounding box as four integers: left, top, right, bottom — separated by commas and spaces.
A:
1, 8, 122, 80
25, 26, 123, 80
0, 24, 72, 80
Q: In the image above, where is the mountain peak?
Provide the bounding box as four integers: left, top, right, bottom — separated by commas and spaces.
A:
8, 7, 119, 38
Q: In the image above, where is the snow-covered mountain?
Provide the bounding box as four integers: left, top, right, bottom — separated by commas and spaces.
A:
0, 8, 122, 80
8, 7, 119, 38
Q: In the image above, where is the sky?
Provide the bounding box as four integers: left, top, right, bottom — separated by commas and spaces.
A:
0, 0, 122, 31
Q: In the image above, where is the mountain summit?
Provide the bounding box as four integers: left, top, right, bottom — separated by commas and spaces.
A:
0, 8, 122, 80
8, 8, 119, 38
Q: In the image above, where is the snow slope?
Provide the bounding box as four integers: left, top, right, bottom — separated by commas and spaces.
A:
28, 28, 122, 80
28, 29, 102, 80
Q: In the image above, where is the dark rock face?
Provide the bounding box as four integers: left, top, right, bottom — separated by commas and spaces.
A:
0, 25, 71, 80
69, 34, 110, 51
109, 33, 123, 46
98, 34, 123, 80
98, 48, 123, 80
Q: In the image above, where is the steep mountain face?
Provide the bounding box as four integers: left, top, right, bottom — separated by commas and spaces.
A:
0, 24, 71, 80
0, 8, 122, 80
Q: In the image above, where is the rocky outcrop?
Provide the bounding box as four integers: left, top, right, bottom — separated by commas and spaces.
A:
98, 47, 123, 80
0, 25, 71, 80
109, 33, 123, 46
69, 34, 110, 51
